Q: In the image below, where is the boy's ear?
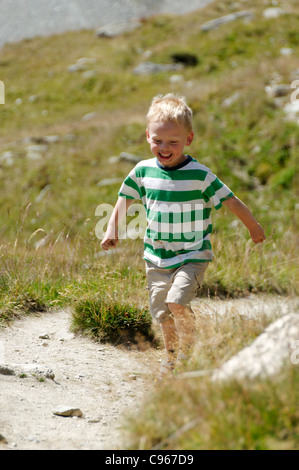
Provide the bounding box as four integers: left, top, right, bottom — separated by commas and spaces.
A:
186, 132, 194, 146
146, 129, 150, 143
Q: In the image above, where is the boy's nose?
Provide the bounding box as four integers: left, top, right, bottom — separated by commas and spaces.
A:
160, 142, 169, 151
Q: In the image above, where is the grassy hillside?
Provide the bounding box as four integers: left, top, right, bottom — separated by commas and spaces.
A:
1, 0, 299, 451
0, 0, 299, 317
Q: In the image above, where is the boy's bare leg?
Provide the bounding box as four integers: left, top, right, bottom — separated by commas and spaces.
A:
160, 317, 179, 365
167, 303, 197, 359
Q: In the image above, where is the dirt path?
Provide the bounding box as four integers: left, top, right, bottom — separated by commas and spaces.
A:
0, 295, 297, 450
0, 309, 161, 450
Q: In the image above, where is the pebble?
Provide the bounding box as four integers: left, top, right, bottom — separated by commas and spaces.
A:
39, 334, 50, 340
0, 434, 7, 444
53, 406, 83, 418
81, 112, 98, 121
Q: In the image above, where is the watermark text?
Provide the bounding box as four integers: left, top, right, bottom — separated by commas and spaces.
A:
0, 80, 5, 104
95, 202, 204, 241
290, 80, 299, 104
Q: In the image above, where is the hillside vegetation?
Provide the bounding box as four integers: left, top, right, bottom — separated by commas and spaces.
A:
0, 0, 298, 451
1, 0, 298, 324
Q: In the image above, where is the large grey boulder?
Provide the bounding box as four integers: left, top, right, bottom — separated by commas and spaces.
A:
212, 313, 299, 381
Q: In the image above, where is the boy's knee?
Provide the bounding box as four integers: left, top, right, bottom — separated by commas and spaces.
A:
167, 302, 192, 316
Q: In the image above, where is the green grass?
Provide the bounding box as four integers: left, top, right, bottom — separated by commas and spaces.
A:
0, 0, 298, 323
72, 294, 154, 345
1, 0, 299, 451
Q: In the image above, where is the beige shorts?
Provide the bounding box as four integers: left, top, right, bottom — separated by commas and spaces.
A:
145, 261, 209, 323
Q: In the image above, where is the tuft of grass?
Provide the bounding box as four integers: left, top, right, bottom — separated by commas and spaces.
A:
71, 294, 154, 346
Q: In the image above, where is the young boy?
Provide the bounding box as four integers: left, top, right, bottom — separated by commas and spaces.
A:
101, 94, 266, 375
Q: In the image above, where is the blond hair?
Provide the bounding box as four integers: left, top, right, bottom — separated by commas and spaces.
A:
146, 94, 193, 132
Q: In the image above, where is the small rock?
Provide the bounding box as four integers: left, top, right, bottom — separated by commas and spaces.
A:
280, 48, 293, 56
75, 373, 84, 379
28, 94, 39, 103
68, 63, 87, 73
263, 8, 285, 19
169, 74, 184, 84
53, 406, 83, 418
25, 144, 48, 161
88, 417, 102, 423
68, 58, 96, 73
200, 11, 254, 32
25, 144, 48, 153
129, 374, 138, 380
108, 152, 142, 165
133, 61, 183, 75
119, 152, 142, 164
76, 57, 96, 66
43, 135, 60, 144
82, 70, 97, 79
97, 177, 123, 187
0, 434, 8, 444
81, 112, 98, 121
0, 151, 14, 166
96, 20, 141, 38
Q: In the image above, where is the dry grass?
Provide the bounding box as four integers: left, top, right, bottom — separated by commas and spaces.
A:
122, 298, 299, 450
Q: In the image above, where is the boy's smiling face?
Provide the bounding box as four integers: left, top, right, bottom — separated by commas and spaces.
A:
146, 120, 193, 168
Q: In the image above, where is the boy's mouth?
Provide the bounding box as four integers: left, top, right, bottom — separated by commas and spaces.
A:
158, 153, 172, 159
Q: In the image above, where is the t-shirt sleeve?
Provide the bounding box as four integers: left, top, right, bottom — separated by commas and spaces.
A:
118, 166, 141, 200
202, 171, 234, 210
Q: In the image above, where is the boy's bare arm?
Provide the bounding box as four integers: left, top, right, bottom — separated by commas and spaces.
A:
101, 197, 134, 250
223, 195, 266, 244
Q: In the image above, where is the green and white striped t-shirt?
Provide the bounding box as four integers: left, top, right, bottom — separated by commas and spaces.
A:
118, 156, 234, 268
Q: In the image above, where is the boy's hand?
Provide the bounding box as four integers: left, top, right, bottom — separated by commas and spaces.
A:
249, 223, 266, 244
99, 197, 134, 251
101, 236, 119, 251
223, 196, 266, 245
